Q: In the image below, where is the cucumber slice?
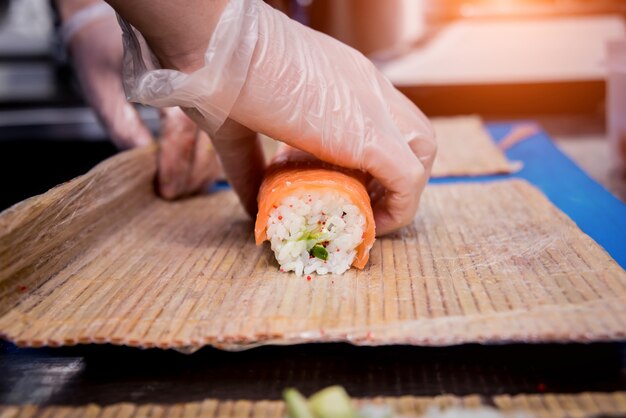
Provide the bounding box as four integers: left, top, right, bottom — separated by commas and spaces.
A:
284, 388, 315, 418
310, 244, 329, 260
308, 386, 357, 418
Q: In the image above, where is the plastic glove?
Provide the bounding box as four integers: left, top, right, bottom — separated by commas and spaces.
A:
65, 5, 152, 150
119, 0, 436, 235
63, 2, 222, 199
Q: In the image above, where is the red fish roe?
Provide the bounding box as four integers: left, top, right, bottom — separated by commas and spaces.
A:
307, 275, 312, 281
278, 215, 283, 220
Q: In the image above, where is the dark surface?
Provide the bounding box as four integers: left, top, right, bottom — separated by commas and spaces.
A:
0, 139, 117, 211
1, 341, 626, 405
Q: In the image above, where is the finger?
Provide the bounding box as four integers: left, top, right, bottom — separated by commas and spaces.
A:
363, 137, 427, 236
366, 178, 386, 208
157, 107, 196, 199
185, 129, 223, 194
377, 72, 437, 173
360, 75, 435, 235
105, 101, 153, 150
180, 109, 265, 218
211, 119, 265, 218
408, 134, 437, 176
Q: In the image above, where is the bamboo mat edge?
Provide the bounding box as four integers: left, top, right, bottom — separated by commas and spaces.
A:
1, 392, 626, 417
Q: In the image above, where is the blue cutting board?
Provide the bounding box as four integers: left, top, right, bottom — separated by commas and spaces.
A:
430, 122, 626, 269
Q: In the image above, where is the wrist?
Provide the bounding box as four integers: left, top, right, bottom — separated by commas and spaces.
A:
57, 1, 116, 47
108, 0, 228, 73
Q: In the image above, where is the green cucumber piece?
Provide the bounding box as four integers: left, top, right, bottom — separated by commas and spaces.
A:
283, 388, 315, 418
308, 386, 357, 418
310, 245, 329, 261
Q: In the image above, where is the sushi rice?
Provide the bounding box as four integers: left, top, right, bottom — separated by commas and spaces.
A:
266, 189, 366, 276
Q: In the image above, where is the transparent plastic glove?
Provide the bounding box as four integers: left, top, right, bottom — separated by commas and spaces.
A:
67, 11, 152, 150
65, 7, 221, 199
120, 0, 436, 235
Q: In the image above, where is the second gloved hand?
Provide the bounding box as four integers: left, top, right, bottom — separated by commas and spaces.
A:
64, 3, 221, 199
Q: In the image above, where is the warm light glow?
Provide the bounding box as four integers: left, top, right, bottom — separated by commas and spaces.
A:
459, 0, 581, 18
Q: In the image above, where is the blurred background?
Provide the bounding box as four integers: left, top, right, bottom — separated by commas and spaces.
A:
0, 0, 625, 208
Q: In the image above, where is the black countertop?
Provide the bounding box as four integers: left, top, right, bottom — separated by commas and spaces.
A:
0, 139, 117, 211
2, 341, 625, 405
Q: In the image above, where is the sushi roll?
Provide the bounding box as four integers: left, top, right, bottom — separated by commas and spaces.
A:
255, 147, 375, 276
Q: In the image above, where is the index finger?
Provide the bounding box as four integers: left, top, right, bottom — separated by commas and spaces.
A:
362, 136, 428, 236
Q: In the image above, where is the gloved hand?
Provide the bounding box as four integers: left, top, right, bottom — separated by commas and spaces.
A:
117, 0, 437, 235
60, 1, 222, 199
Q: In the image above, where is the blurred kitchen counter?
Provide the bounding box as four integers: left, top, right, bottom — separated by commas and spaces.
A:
378, 15, 626, 116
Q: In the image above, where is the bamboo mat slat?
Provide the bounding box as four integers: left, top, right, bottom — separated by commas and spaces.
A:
1, 147, 625, 351
2, 393, 626, 418
430, 116, 516, 177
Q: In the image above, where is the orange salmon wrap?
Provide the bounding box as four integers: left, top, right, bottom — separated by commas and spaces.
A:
254, 147, 375, 272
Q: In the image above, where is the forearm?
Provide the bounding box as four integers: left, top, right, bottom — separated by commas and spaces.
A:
104, 0, 228, 72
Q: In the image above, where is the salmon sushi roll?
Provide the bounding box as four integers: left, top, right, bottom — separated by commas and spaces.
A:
255, 147, 376, 276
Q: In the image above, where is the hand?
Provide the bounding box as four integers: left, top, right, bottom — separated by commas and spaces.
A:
229, 3, 438, 235
157, 107, 223, 199
111, 0, 437, 234
65, 5, 152, 150
62, 2, 222, 198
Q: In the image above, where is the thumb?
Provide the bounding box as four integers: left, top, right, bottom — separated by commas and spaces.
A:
211, 119, 265, 218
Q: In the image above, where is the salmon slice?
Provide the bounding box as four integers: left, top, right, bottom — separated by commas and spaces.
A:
254, 147, 375, 269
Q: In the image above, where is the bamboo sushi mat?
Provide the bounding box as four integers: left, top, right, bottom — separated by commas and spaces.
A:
430, 116, 515, 177
2, 393, 626, 417
1, 146, 625, 351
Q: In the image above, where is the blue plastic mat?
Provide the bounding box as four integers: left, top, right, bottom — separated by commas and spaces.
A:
431, 122, 626, 269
